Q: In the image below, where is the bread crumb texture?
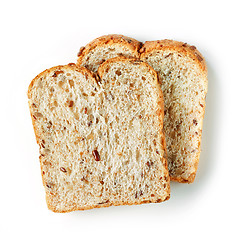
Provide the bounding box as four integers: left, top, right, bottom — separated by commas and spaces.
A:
28, 60, 170, 212
141, 42, 207, 182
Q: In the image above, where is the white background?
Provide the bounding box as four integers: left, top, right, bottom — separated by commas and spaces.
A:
1, 0, 244, 239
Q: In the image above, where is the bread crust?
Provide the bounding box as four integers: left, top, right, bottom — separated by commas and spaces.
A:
48, 197, 170, 213
77, 34, 142, 67
140, 40, 208, 183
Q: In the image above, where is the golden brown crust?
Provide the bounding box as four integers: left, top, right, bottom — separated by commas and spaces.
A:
48, 197, 167, 213
140, 39, 207, 76
140, 40, 208, 184
171, 173, 196, 183
77, 34, 142, 67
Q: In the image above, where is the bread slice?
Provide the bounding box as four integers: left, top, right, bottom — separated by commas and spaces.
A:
28, 59, 170, 212
77, 34, 142, 72
140, 40, 208, 183
77, 36, 208, 183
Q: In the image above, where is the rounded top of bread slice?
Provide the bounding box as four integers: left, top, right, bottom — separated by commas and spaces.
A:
77, 34, 142, 72
27, 63, 97, 100
140, 39, 207, 76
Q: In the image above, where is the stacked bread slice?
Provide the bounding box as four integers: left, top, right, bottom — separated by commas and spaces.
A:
28, 34, 207, 212
28, 58, 170, 212
77, 35, 208, 183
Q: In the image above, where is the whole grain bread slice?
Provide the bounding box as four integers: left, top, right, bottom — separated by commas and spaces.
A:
140, 40, 208, 183
28, 59, 170, 213
77, 34, 142, 72
77, 35, 208, 183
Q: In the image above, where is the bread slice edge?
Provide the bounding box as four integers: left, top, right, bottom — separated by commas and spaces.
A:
140, 40, 208, 183
77, 34, 142, 68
